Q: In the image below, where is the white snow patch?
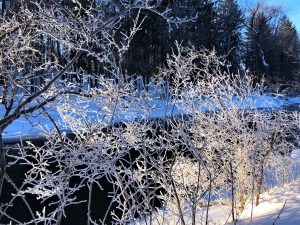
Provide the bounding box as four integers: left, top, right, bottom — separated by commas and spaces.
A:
134, 184, 300, 225
291, 149, 300, 159
132, 203, 232, 225
236, 184, 300, 225
2, 94, 300, 143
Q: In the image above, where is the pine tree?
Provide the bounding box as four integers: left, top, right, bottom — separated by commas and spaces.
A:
119, 0, 219, 84
276, 16, 300, 81
216, 0, 243, 73
244, 5, 275, 80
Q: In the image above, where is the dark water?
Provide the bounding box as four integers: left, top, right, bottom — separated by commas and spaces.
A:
1, 122, 170, 225
282, 103, 300, 111
1, 151, 120, 225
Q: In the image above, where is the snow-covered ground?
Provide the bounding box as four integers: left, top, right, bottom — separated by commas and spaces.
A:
2, 94, 300, 143
236, 184, 300, 225
2, 98, 180, 143
235, 150, 300, 225
132, 149, 300, 225
132, 183, 300, 225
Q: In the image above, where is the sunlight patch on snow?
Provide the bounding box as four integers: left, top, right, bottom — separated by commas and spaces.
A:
236, 184, 300, 225
132, 204, 232, 225
134, 184, 300, 225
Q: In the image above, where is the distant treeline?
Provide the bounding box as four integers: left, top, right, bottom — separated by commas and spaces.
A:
1, 0, 299, 87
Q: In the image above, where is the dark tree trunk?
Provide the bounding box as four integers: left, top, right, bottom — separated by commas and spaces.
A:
0, 130, 5, 195
256, 161, 264, 206
230, 162, 236, 224
1, 0, 6, 17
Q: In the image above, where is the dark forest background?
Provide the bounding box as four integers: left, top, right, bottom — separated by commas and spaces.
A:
1, 0, 299, 91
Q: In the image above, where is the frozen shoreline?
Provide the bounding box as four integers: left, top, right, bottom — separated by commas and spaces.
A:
3, 95, 300, 144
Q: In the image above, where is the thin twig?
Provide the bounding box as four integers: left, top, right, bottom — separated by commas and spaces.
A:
272, 199, 287, 225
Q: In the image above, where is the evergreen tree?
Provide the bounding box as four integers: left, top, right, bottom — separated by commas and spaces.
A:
176, 0, 218, 49
276, 16, 300, 81
121, 0, 219, 83
2, 0, 299, 84
216, 0, 243, 73
244, 5, 275, 80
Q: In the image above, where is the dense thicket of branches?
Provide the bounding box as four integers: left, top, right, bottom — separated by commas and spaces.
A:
0, 1, 300, 225
0, 0, 184, 211
1, 42, 299, 225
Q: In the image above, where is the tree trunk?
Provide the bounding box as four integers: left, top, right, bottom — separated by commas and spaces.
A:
230, 162, 236, 224
0, 130, 6, 195
9, 0, 15, 12
1, 0, 6, 18
256, 162, 264, 206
